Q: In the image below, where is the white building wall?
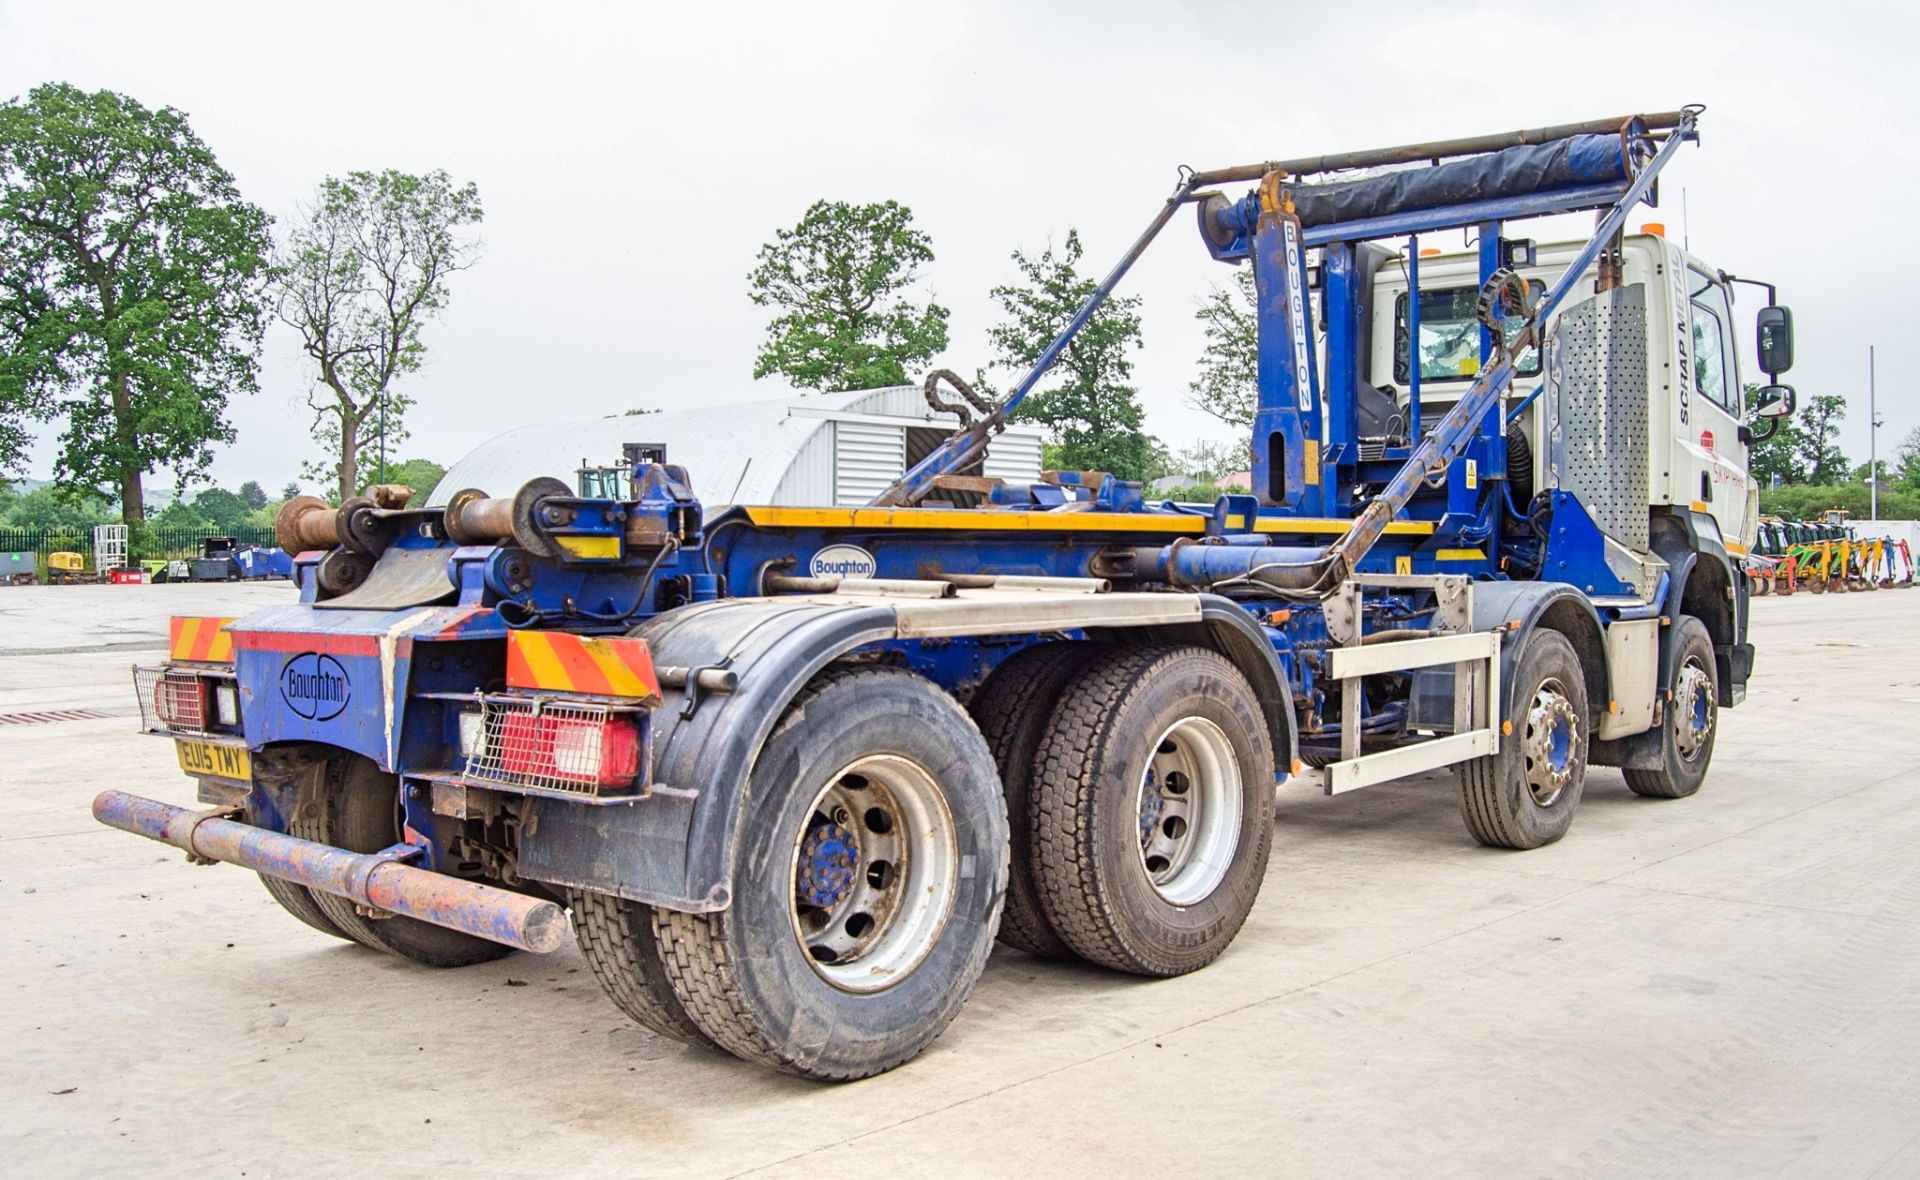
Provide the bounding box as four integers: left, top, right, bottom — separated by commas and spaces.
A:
833, 421, 907, 506
428, 387, 1047, 510
983, 431, 1046, 481
772, 424, 838, 506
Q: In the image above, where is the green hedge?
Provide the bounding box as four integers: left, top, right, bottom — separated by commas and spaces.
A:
1759, 483, 1920, 523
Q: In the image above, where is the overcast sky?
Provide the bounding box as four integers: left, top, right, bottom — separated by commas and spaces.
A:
3, 0, 1912, 494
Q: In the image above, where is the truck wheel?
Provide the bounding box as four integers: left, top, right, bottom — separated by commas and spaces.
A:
1028, 645, 1275, 977
289, 756, 516, 968
569, 889, 717, 1048
1457, 628, 1588, 850
651, 666, 1008, 1079
258, 873, 352, 941
1623, 615, 1717, 799
968, 641, 1105, 961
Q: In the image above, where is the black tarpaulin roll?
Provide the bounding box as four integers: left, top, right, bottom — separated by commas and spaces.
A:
1290, 135, 1628, 228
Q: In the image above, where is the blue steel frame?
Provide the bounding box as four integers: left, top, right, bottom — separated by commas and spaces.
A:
878, 111, 1697, 585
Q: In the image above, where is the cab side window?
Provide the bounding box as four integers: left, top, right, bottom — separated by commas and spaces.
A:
1688, 271, 1738, 413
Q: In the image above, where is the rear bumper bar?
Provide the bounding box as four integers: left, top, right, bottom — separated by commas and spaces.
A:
91, 790, 566, 953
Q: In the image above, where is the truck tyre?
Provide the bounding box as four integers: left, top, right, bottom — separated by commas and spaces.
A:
968, 641, 1106, 961
1457, 628, 1588, 850
569, 889, 718, 1048
651, 666, 1008, 1079
258, 873, 352, 941
289, 756, 516, 968
1623, 615, 1717, 799
1028, 645, 1275, 977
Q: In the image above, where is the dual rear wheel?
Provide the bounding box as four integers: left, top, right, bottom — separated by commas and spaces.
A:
967, 643, 1276, 973
1017, 645, 1276, 976
572, 646, 1279, 1078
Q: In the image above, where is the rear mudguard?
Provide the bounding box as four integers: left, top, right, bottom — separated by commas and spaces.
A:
1094, 598, 1300, 773
518, 598, 898, 911
517, 593, 1298, 912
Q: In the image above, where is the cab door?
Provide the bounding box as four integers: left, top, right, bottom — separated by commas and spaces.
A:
1678, 267, 1751, 542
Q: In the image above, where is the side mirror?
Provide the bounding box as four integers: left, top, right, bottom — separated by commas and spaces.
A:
1754, 383, 1796, 420
1745, 384, 1796, 443
1756, 305, 1794, 375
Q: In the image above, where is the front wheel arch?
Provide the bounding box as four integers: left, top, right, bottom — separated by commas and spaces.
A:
1470, 581, 1609, 728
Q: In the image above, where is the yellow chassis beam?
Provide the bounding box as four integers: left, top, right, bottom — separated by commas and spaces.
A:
743, 506, 1435, 538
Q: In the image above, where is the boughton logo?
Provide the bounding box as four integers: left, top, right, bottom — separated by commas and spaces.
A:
808, 543, 877, 580
279, 653, 352, 721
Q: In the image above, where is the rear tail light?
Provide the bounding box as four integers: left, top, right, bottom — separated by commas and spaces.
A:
153, 672, 209, 730
463, 700, 642, 792
497, 711, 639, 787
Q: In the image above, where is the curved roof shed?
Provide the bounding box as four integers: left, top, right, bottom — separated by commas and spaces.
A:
428, 386, 1046, 509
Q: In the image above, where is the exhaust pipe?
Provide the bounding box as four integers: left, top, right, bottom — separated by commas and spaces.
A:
92, 791, 567, 954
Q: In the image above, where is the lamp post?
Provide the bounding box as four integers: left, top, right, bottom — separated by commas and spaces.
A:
1869, 346, 1881, 521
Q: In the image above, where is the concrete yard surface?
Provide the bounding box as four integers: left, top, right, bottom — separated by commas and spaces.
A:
3, 582, 1918, 1177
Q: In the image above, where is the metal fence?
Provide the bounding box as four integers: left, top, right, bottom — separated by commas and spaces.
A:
0, 523, 279, 579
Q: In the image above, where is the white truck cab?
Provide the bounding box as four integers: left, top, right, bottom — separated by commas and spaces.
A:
1364, 231, 1760, 548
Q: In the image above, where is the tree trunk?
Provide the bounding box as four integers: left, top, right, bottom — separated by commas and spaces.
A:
338, 409, 361, 502
119, 468, 145, 529
109, 368, 145, 527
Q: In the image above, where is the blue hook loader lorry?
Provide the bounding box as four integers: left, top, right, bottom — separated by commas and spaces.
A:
96, 107, 1798, 1079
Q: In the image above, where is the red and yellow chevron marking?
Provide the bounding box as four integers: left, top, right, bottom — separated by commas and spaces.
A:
506, 632, 661, 700
169, 616, 237, 663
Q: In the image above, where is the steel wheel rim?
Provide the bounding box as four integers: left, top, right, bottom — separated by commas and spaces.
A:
1522, 677, 1579, 807
788, 754, 957, 994
1673, 657, 1715, 762
1135, 717, 1242, 905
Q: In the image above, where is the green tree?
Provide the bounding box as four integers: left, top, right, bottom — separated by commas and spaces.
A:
237, 479, 268, 510
279, 480, 301, 500
1187, 268, 1259, 430
190, 486, 250, 531
150, 497, 211, 532
1169, 438, 1249, 484
1894, 425, 1920, 490
748, 200, 949, 392
1796, 394, 1849, 485
1852, 458, 1891, 484
985, 229, 1161, 480
273, 169, 482, 500
362, 456, 443, 506
0, 83, 272, 526
0, 484, 110, 528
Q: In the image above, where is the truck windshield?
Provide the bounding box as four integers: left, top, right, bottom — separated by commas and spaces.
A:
1393, 282, 1543, 384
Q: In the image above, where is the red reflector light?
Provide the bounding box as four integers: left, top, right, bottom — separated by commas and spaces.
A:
498, 711, 639, 787
153, 672, 209, 730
